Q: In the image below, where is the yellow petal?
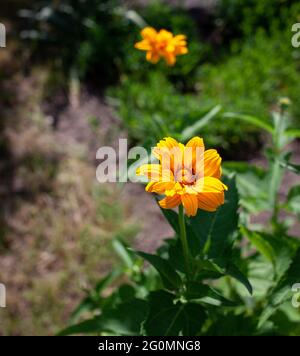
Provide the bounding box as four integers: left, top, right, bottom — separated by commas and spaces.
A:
145, 181, 175, 194
173, 34, 186, 42
204, 149, 222, 179
157, 137, 180, 150
158, 29, 173, 41
181, 194, 198, 217
185, 137, 205, 174
186, 137, 204, 149
134, 39, 151, 51
153, 137, 182, 171
165, 182, 184, 196
164, 53, 176, 66
146, 51, 160, 63
141, 27, 157, 40
193, 176, 227, 193
159, 194, 181, 209
197, 191, 225, 212
136, 164, 161, 181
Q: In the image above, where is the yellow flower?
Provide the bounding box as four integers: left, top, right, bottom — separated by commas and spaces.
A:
134, 27, 188, 66
136, 137, 227, 217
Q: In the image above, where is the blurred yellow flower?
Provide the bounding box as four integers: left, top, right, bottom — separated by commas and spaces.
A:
134, 27, 188, 66
136, 137, 227, 217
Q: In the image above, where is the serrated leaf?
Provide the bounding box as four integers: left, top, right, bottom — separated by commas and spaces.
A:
136, 251, 182, 290
241, 228, 276, 265
258, 248, 300, 328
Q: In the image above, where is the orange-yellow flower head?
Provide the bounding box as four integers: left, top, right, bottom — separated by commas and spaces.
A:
134, 27, 188, 66
136, 137, 228, 217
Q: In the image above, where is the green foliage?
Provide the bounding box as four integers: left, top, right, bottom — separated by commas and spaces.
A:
143, 290, 206, 336
136, 251, 182, 290
20, 0, 138, 83
198, 29, 300, 132
216, 0, 300, 38
60, 100, 300, 336
108, 72, 218, 148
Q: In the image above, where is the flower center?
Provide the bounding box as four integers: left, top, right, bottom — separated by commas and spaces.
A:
175, 168, 196, 185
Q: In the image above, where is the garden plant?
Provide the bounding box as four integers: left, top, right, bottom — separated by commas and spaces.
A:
59, 57, 300, 336
1, 0, 300, 337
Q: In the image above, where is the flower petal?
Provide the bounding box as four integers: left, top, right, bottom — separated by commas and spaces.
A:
145, 181, 175, 194
186, 136, 205, 149
134, 39, 151, 51
197, 191, 225, 212
136, 164, 162, 181
204, 149, 222, 179
193, 176, 227, 193
141, 27, 157, 40
186, 137, 205, 173
159, 194, 181, 209
181, 194, 198, 217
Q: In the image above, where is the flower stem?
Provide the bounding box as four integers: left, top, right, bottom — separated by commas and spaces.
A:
178, 205, 191, 279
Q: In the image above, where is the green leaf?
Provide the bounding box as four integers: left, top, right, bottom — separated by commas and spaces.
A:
205, 313, 257, 336
58, 316, 106, 336
180, 105, 222, 141
241, 228, 276, 265
287, 185, 300, 201
258, 248, 300, 328
70, 269, 121, 322
187, 175, 239, 258
242, 228, 293, 283
59, 298, 148, 336
136, 251, 182, 290
280, 161, 300, 175
112, 238, 135, 269
195, 257, 253, 295
222, 112, 274, 134
234, 170, 269, 214
186, 281, 238, 306
222, 262, 253, 295
285, 129, 300, 139
143, 290, 206, 336
247, 256, 275, 298
159, 208, 180, 234
286, 185, 300, 214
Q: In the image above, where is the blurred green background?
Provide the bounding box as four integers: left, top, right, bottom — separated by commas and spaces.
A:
0, 0, 299, 335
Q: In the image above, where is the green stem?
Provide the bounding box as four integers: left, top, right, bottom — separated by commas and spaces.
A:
178, 205, 191, 279
269, 108, 286, 232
